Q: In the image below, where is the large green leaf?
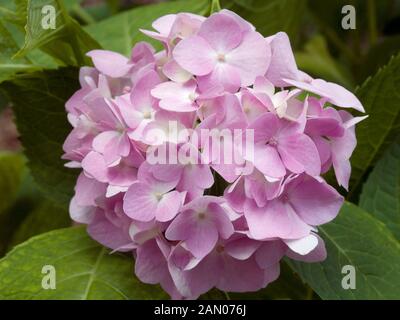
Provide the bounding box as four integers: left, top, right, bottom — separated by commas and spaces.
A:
360, 141, 400, 240
288, 202, 400, 299
0, 0, 26, 27
0, 0, 77, 69
222, 0, 306, 42
349, 54, 400, 197
0, 152, 25, 215
14, 0, 100, 65
8, 200, 71, 249
358, 36, 400, 82
85, 0, 210, 55
2, 68, 80, 207
0, 21, 40, 84
0, 226, 168, 299
0, 165, 68, 257
0, 166, 41, 256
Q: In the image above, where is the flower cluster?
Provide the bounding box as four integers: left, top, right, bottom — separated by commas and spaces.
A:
63, 10, 366, 299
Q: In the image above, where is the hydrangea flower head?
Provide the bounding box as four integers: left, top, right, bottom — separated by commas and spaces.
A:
64, 10, 366, 299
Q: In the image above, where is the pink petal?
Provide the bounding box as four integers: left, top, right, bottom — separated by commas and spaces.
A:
197, 62, 241, 93
209, 202, 234, 239
156, 190, 186, 222
220, 9, 255, 32
103, 133, 131, 166
130, 70, 160, 111
165, 210, 219, 259
130, 41, 155, 65
217, 255, 266, 292
284, 234, 318, 255
173, 35, 216, 76
198, 13, 242, 53
177, 164, 214, 199
162, 59, 192, 83
69, 196, 94, 224
86, 97, 119, 128
140, 29, 168, 43
228, 31, 271, 86
289, 176, 344, 225
241, 90, 269, 123
312, 136, 332, 170
184, 220, 219, 258
87, 50, 131, 78
244, 199, 312, 240
286, 234, 327, 262
255, 241, 286, 268
251, 144, 286, 178
74, 173, 106, 207
168, 246, 221, 298
151, 80, 198, 112
92, 131, 119, 154
284, 78, 365, 112
123, 182, 158, 221
225, 237, 261, 260
248, 112, 279, 143
81, 151, 108, 182
278, 134, 321, 176
224, 177, 246, 213
265, 32, 299, 87
135, 239, 170, 284
152, 14, 176, 34
151, 163, 184, 182
333, 158, 351, 190
305, 117, 345, 138
88, 211, 132, 251
165, 211, 192, 240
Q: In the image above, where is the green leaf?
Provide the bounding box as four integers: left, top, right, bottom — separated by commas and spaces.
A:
359, 36, 400, 82
14, 0, 100, 65
349, 54, 400, 196
0, 7, 59, 70
0, 152, 25, 215
8, 200, 71, 249
0, 0, 27, 27
0, 21, 40, 84
62, 0, 82, 12
295, 35, 354, 89
2, 68, 80, 207
360, 141, 400, 240
0, 226, 169, 299
223, 0, 306, 42
288, 202, 400, 299
0, 167, 59, 257
85, 0, 210, 55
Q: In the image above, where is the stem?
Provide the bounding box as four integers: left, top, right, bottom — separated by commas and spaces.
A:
210, 0, 222, 14
223, 291, 231, 300
57, 0, 85, 66
367, 0, 378, 46
70, 5, 96, 25
69, 31, 85, 66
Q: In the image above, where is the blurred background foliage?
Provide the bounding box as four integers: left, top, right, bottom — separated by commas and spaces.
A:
0, 0, 399, 300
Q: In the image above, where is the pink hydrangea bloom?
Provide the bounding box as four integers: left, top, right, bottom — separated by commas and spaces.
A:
63, 10, 366, 299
